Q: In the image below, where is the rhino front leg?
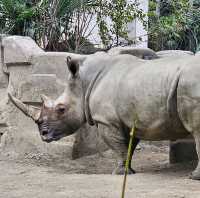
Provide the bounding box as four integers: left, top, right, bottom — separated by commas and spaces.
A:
99, 124, 139, 175
111, 137, 139, 175
191, 132, 200, 180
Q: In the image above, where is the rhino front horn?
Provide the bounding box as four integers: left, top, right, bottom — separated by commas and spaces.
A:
8, 92, 41, 121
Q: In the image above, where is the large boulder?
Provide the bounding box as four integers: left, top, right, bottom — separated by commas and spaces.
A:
0, 36, 9, 154
3, 36, 44, 65
170, 139, 198, 163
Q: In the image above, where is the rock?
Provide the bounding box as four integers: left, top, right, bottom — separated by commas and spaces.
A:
170, 138, 198, 163
3, 36, 44, 65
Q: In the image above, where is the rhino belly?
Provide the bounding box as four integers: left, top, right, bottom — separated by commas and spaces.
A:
118, 97, 188, 141
129, 106, 188, 141
135, 119, 188, 141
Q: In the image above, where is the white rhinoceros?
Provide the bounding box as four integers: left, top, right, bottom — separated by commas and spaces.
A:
9, 51, 200, 180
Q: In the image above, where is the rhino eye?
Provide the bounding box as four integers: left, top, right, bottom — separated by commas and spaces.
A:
57, 107, 65, 114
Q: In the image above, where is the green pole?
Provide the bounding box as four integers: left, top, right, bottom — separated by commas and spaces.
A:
121, 124, 136, 198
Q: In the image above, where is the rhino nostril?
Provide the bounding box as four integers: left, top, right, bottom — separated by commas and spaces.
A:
35, 118, 43, 124
42, 130, 48, 136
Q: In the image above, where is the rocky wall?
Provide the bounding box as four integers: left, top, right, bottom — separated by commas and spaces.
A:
0, 35, 107, 160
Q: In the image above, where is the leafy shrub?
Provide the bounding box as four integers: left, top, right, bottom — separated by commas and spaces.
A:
149, 0, 200, 52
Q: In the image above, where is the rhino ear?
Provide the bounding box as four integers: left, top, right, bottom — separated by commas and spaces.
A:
66, 56, 79, 78
40, 94, 53, 107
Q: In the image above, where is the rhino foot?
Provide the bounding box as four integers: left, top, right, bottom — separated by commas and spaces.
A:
112, 166, 136, 175
190, 170, 200, 180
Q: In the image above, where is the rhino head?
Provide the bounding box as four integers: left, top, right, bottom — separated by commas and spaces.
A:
8, 56, 86, 142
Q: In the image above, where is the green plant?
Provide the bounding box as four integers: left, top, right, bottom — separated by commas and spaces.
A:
94, 0, 146, 48
0, 0, 39, 35
0, 0, 146, 52
0, 0, 95, 52
149, 0, 200, 52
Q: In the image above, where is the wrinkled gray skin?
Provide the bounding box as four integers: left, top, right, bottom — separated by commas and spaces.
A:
9, 51, 200, 180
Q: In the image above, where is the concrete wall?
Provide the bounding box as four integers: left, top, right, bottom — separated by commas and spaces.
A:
87, 0, 148, 48
127, 0, 149, 48
0, 36, 107, 159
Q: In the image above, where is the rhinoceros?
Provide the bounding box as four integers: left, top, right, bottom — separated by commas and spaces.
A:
108, 47, 159, 60
9, 51, 200, 180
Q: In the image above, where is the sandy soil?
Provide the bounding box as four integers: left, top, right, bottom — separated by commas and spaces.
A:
0, 144, 200, 198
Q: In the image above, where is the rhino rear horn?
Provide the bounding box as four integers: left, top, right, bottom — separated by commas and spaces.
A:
40, 94, 53, 107
8, 92, 41, 121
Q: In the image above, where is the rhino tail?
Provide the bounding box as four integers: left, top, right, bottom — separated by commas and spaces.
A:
167, 68, 182, 117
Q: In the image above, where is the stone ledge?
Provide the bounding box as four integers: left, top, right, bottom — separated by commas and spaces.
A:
2, 36, 44, 65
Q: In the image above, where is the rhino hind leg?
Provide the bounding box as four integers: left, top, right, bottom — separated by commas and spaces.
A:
99, 124, 139, 175
191, 132, 200, 180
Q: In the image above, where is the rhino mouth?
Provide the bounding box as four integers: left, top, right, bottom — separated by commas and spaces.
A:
41, 130, 66, 143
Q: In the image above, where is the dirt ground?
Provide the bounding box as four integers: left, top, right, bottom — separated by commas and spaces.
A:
0, 143, 200, 198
